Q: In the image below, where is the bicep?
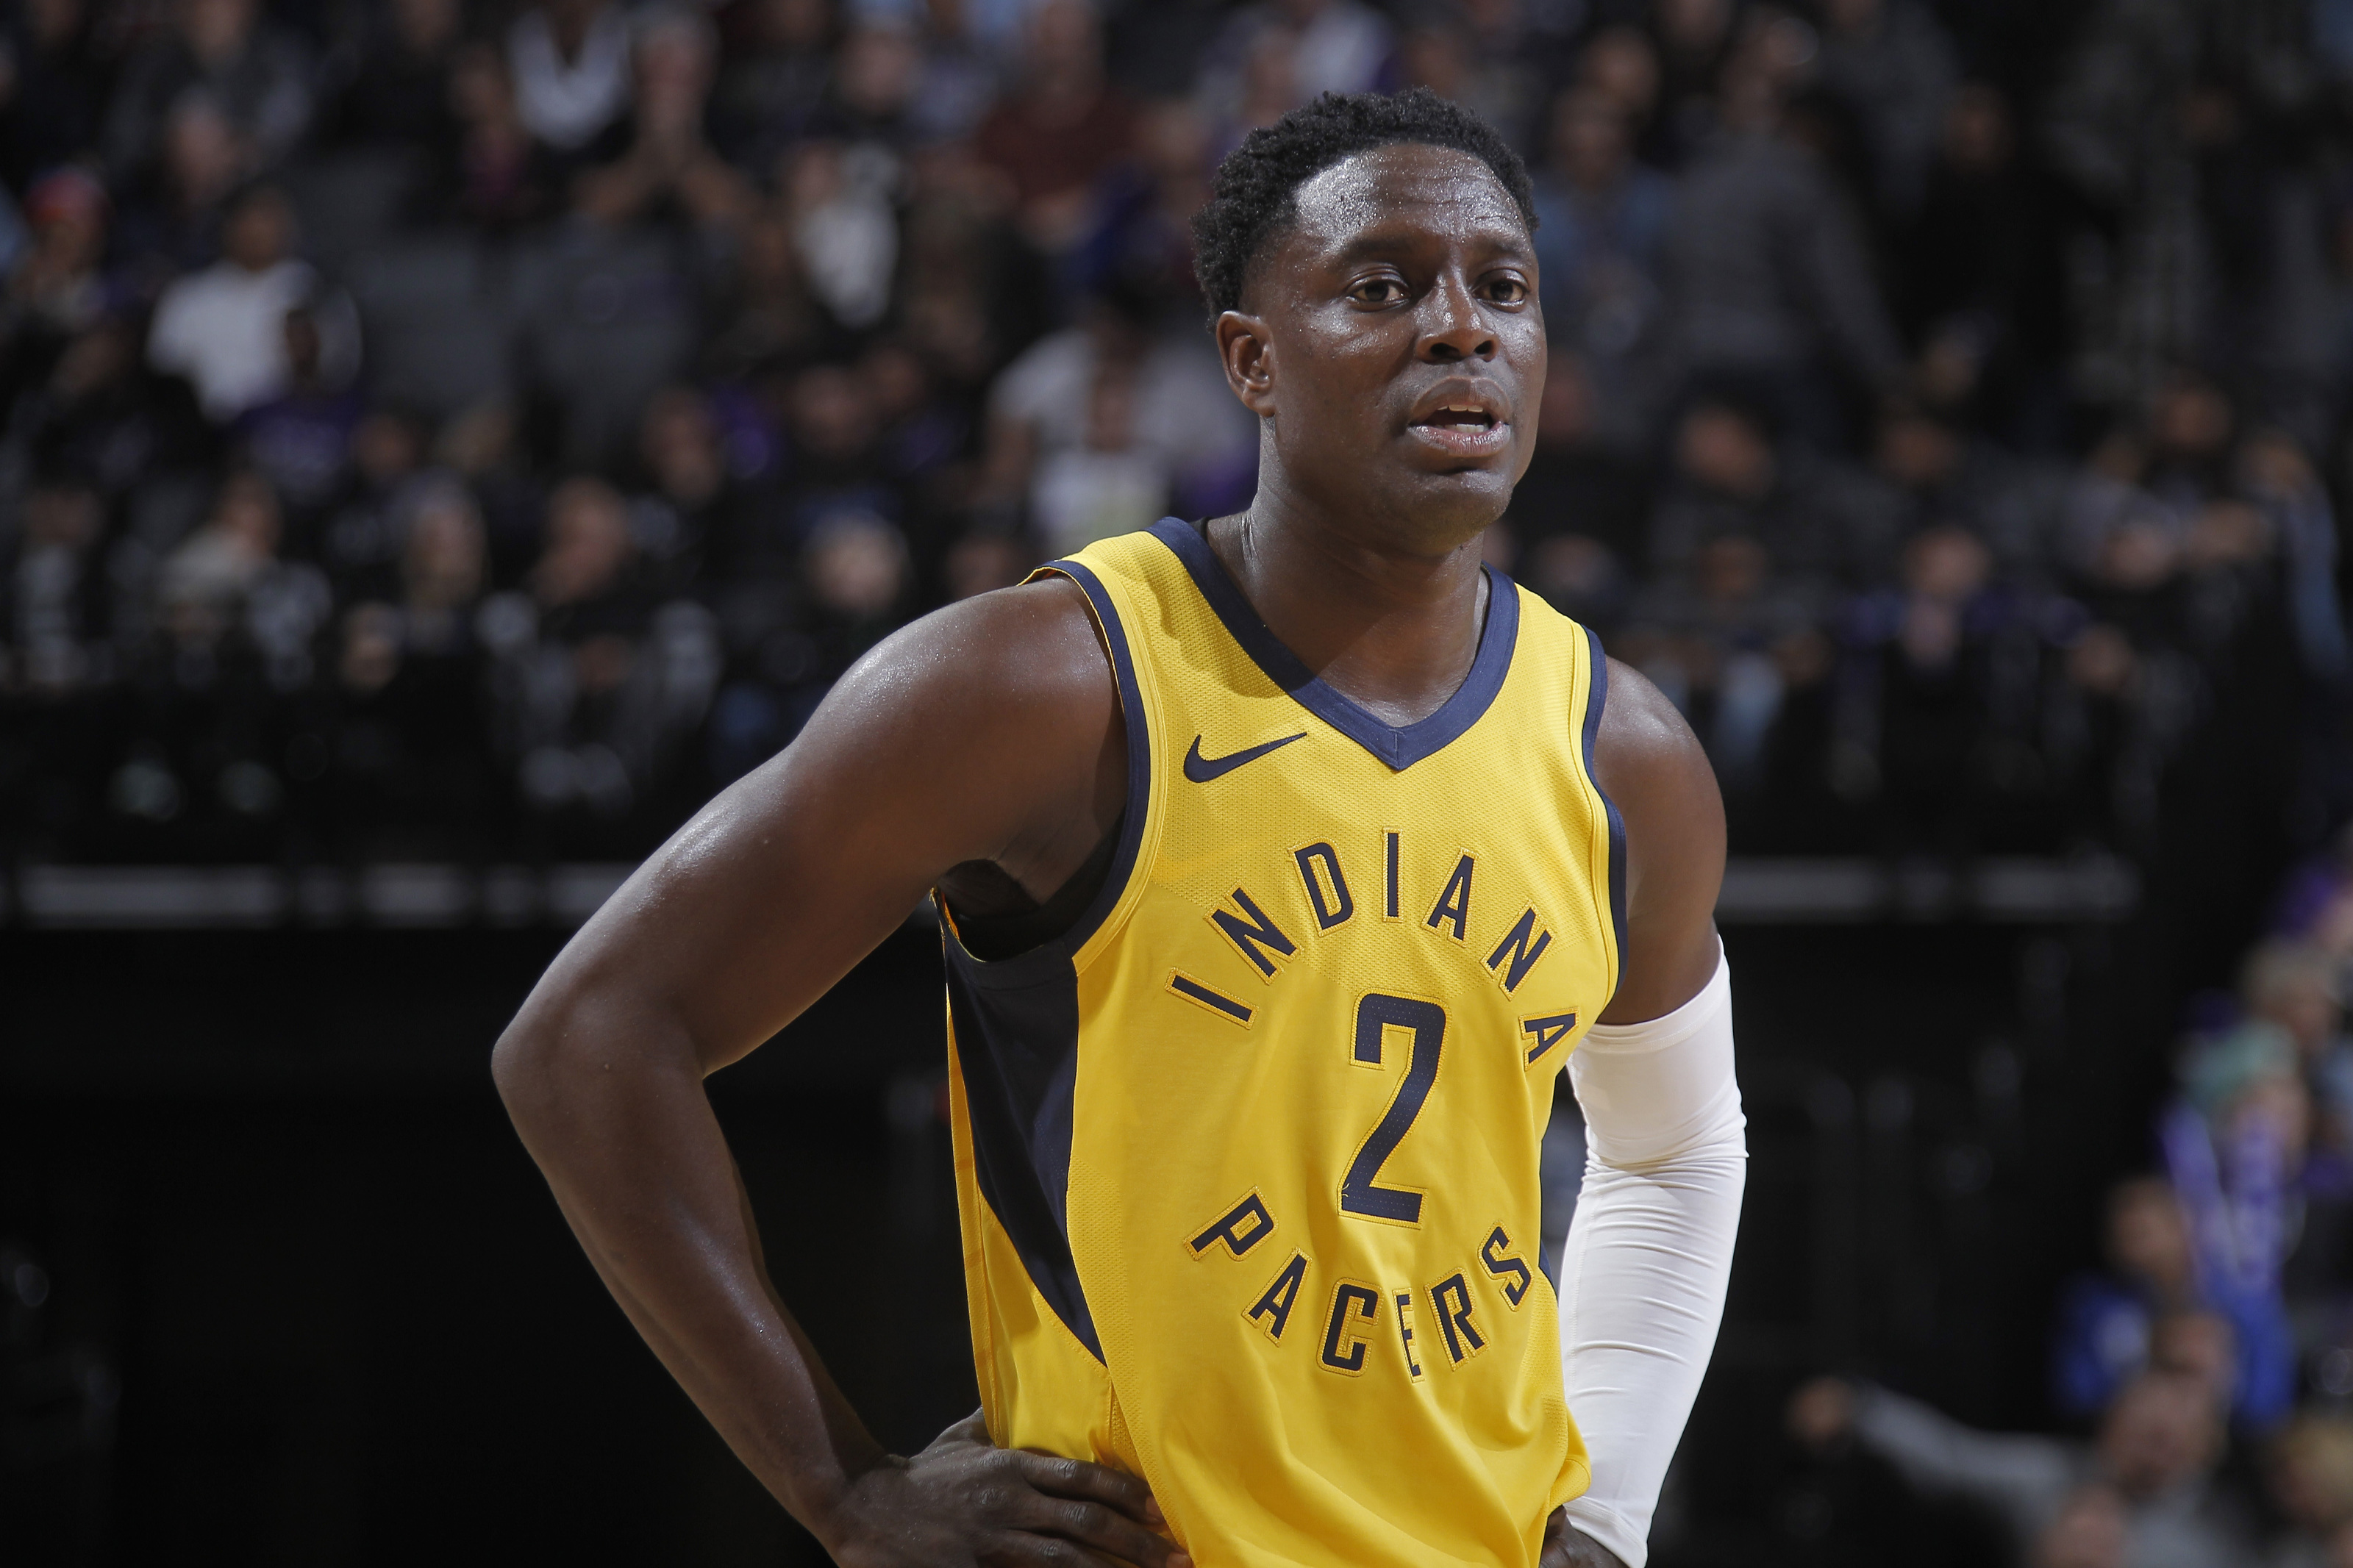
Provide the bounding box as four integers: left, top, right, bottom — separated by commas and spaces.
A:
511, 584, 1115, 1073
1589, 657, 1724, 1024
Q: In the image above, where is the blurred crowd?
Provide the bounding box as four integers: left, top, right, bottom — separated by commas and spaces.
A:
0, 0, 2349, 868
1779, 841, 2353, 1567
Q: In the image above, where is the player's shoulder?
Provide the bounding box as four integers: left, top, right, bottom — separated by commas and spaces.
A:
814, 573, 1115, 750
1591, 656, 1723, 874
1593, 656, 1707, 790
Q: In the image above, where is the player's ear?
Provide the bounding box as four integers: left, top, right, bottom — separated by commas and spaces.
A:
1215, 309, 1277, 417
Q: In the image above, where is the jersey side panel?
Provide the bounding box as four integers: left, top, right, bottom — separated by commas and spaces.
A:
945, 1025, 1113, 1457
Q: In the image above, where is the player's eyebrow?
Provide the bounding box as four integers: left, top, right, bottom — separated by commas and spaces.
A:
1324, 220, 1533, 270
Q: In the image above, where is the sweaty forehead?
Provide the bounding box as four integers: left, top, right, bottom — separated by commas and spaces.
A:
1282, 143, 1527, 263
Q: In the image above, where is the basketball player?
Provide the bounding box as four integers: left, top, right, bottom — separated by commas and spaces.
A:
496, 90, 1743, 1568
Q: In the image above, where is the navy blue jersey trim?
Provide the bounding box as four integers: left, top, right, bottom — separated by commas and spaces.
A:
949, 559, 1151, 990
1581, 625, 1629, 1000
1146, 516, 1518, 773
943, 962, 1101, 1360
932, 556, 1152, 1366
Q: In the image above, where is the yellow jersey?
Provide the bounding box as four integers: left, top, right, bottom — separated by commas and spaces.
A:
939, 518, 1625, 1568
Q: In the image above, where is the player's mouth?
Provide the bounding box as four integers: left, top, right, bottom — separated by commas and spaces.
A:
1406, 386, 1513, 460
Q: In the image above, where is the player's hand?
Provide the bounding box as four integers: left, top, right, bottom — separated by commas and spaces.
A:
823, 1410, 1189, 1567
1540, 1506, 1629, 1568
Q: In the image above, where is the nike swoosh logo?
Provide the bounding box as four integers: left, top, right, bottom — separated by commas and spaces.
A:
1183, 732, 1307, 782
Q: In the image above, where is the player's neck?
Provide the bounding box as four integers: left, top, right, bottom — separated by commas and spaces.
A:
1205, 496, 1490, 729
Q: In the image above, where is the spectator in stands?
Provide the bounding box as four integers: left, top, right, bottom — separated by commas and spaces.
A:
146, 185, 321, 423
982, 281, 1252, 542
573, 7, 754, 236
799, 506, 908, 684
1789, 1368, 2254, 1566
0, 0, 110, 194
1532, 85, 1673, 454
485, 475, 646, 820
103, 0, 312, 186
1902, 82, 2074, 446
901, 1, 1001, 148
1199, 0, 1393, 138
1572, 26, 1665, 165
320, 410, 426, 601
1388, 4, 1543, 158
860, 337, 963, 492
4, 480, 110, 693
972, 0, 1137, 256
2267, 1414, 2353, 1568
437, 40, 563, 234
700, 205, 823, 381
395, 473, 488, 657
1665, 35, 1906, 449
712, 0, 835, 171
2239, 943, 2353, 1160
1811, 0, 1958, 222
783, 137, 896, 332
1647, 0, 1737, 168
1027, 354, 1168, 556
1836, 523, 2004, 840
482, 475, 715, 838
2032, 1484, 2129, 1568
1617, 531, 1827, 794
2239, 433, 2349, 685
113, 90, 250, 286
2161, 1047, 2304, 1431
2050, 1175, 2294, 1435
1647, 396, 1868, 579
312, 470, 495, 851
779, 359, 891, 526
628, 384, 747, 595
1504, 354, 1644, 631
810, 20, 925, 157
1825, 402, 2063, 584
154, 466, 330, 693
27, 314, 217, 521
322, 0, 463, 154
1206, 22, 1307, 154
507, 0, 632, 157
2045, 4, 2316, 407
1071, 97, 1215, 315
157, 470, 283, 653
234, 300, 365, 535
1, 168, 113, 412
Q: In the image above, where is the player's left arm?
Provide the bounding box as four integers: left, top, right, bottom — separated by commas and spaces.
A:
1546, 658, 1745, 1568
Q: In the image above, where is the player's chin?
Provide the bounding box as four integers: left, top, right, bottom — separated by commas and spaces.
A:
1396, 457, 1517, 516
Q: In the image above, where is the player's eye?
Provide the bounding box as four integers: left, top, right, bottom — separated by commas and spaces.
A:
1350, 277, 1408, 306
1483, 276, 1530, 305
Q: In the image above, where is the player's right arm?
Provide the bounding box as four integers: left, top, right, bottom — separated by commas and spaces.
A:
490, 576, 1186, 1568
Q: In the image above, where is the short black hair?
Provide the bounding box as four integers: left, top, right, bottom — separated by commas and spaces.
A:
1190, 87, 1537, 321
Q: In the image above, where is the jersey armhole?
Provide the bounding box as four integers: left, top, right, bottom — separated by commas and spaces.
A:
1577, 623, 1629, 1007
962, 558, 1156, 981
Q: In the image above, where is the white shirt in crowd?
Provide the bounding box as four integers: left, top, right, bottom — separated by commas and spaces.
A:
146, 257, 317, 423
509, 3, 635, 152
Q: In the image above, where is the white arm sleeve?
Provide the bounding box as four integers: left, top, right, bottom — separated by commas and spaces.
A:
1556, 950, 1746, 1568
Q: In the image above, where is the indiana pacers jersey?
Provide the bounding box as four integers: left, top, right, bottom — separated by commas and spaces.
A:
938, 517, 1625, 1568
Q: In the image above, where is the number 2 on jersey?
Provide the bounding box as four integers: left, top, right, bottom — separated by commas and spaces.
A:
1340, 994, 1445, 1223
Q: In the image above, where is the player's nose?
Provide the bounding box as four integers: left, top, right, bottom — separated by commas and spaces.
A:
1415, 272, 1496, 363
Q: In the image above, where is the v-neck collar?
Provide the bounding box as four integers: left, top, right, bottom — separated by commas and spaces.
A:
1147, 516, 1520, 773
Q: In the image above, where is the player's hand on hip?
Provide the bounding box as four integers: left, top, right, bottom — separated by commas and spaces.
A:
1540, 1507, 1629, 1568
824, 1410, 1190, 1568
